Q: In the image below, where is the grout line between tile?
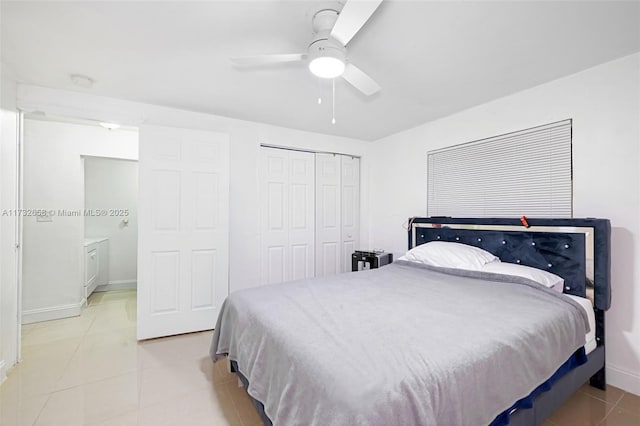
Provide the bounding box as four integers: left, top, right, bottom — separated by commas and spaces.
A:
30, 393, 52, 426
578, 385, 627, 406
49, 314, 98, 390
54, 364, 139, 393
599, 398, 620, 425
611, 389, 627, 407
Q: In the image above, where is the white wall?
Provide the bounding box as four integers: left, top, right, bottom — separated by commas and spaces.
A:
22, 119, 138, 322
84, 157, 138, 288
0, 63, 19, 380
368, 53, 640, 395
16, 85, 371, 294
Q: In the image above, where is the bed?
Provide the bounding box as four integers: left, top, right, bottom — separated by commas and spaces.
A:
210, 217, 611, 426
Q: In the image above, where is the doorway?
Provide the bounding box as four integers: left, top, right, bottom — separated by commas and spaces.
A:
20, 114, 139, 338
15, 113, 231, 348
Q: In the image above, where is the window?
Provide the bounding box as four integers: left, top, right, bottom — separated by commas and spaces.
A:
427, 120, 572, 218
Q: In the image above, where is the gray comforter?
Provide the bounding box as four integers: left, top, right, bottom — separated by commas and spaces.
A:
210, 261, 589, 426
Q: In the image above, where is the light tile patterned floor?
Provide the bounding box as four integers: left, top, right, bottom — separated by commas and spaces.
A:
0, 289, 638, 426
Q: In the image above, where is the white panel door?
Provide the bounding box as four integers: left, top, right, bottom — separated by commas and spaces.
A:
260, 147, 289, 285
341, 156, 360, 272
315, 153, 341, 276
138, 125, 229, 340
288, 150, 315, 281
260, 147, 315, 284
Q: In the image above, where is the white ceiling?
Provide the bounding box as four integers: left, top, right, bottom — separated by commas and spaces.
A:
2, 1, 639, 141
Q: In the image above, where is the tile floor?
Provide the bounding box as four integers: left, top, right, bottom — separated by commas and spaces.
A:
0, 289, 637, 426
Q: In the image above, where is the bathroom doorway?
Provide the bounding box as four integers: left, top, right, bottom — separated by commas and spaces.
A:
82, 156, 138, 322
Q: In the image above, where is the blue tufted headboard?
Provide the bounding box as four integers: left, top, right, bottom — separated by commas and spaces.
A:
407, 217, 611, 311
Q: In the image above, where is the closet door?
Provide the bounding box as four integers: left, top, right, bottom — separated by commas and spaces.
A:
288, 151, 315, 280
261, 148, 289, 285
260, 147, 315, 285
341, 156, 360, 272
315, 153, 342, 276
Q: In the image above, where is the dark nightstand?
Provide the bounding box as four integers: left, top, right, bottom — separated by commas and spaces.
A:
351, 251, 393, 271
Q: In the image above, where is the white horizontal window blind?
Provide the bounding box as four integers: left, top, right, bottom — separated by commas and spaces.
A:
427, 120, 572, 218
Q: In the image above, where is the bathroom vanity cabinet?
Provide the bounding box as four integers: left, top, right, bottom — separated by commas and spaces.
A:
84, 237, 109, 299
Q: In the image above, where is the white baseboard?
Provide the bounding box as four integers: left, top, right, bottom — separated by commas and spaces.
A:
607, 364, 640, 396
22, 299, 87, 324
0, 360, 6, 385
95, 280, 137, 292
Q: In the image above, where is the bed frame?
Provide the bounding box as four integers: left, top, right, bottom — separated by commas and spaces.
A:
407, 217, 611, 425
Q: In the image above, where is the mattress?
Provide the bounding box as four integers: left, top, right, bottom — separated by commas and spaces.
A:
211, 261, 589, 426
565, 294, 596, 354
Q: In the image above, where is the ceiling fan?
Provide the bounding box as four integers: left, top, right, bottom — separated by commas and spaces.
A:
231, 0, 383, 96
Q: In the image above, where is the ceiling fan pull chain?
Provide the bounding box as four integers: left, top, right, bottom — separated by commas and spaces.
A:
332, 79, 336, 125
317, 78, 322, 105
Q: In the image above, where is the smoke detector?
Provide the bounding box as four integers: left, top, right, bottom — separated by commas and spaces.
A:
99, 122, 120, 130
70, 74, 95, 89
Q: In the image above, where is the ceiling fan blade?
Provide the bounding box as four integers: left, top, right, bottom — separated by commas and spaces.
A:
342, 63, 381, 96
330, 0, 383, 46
231, 53, 307, 66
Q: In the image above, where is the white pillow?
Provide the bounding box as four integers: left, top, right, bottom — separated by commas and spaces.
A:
403, 241, 499, 270
481, 262, 564, 292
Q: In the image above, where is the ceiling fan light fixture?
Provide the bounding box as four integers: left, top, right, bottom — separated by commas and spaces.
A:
308, 36, 346, 79
229, 0, 382, 95
309, 56, 345, 79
